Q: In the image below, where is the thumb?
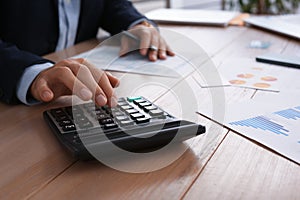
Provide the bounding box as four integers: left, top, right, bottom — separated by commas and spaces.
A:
32, 78, 54, 102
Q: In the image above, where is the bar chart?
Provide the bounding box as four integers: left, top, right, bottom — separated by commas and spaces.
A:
228, 105, 300, 164
274, 108, 300, 120
229, 116, 289, 136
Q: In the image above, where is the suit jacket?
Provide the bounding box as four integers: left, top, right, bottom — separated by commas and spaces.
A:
0, 0, 144, 104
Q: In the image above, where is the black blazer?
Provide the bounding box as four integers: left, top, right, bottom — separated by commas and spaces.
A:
0, 0, 144, 104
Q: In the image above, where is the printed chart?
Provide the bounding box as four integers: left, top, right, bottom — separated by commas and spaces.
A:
229, 105, 300, 164
198, 58, 300, 92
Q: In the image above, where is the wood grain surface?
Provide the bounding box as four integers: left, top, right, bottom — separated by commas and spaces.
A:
0, 24, 299, 200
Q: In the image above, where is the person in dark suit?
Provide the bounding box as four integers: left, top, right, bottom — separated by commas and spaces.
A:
0, 0, 174, 106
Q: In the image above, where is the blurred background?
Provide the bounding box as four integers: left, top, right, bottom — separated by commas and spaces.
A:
131, 0, 300, 14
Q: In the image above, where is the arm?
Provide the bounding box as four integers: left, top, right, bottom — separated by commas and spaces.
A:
0, 39, 52, 104
100, 0, 174, 61
100, 0, 146, 35
0, 40, 119, 106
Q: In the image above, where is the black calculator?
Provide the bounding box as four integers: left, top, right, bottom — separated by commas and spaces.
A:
43, 96, 206, 160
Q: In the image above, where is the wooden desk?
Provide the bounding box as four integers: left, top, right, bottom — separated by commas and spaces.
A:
1, 25, 299, 200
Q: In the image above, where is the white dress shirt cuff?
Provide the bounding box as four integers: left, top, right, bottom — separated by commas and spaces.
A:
17, 62, 53, 105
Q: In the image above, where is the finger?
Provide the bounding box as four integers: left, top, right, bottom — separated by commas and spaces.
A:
95, 71, 118, 107
77, 65, 109, 106
119, 36, 131, 57
157, 38, 167, 60
74, 58, 118, 107
53, 67, 93, 101
33, 78, 54, 102
81, 64, 117, 107
76, 58, 120, 88
166, 44, 175, 56
66, 61, 109, 106
106, 72, 120, 88
148, 35, 159, 62
138, 30, 151, 56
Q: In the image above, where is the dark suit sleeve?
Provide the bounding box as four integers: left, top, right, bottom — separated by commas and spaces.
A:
100, 0, 149, 34
0, 39, 52, 104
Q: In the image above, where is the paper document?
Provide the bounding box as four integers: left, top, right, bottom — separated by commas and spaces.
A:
244, 14, 300, 40
74, 46, 198, 78
199, 92, 300, 164
197, 58, 300, 92
145, 8, 238, 26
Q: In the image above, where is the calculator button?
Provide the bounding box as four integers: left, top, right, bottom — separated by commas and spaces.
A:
51, 108, 65, 116
65, 106, 82, 116
149, 109, 164, 117
127, 96, 142, 102
78, 121, 93, 129
135, 117, 150, 124
94, 109, 107, 116
119, 120, 134, 126
55, 114, 69, 122
62, 124, 76, 132
99, 118, 114, 125
70, 112, 83, 120
138, 102, 152, 108
116, 116, 129, 122
126, 109, 139, 115
75, 116, 89, 124
120, 105, 133, 111
105, 107, 119, 114
59, 120, 73, 126
103, 123, 118, 130
143, 105, 157, 112
117, 101, 128, 106
95, 113, 108, 120
130, 113, 145, 120
111, 111, 124, 117
133, 99, 146, 105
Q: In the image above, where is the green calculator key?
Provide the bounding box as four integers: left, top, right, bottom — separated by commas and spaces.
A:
127, 96, 142, 102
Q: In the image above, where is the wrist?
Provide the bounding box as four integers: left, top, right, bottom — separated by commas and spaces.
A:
138, 20, 154, 28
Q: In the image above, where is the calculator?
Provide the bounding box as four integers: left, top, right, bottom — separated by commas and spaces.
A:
43, 96, 206, 160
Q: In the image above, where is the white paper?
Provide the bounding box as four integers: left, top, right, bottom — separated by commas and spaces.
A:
199, 92, 300, 164
73, 45, 198, 78
199, 58, 300, 92
244, 14, 300, 40
145, 8, 238, 26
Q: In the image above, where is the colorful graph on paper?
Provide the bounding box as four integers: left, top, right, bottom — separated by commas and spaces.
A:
228, 106, 300, 164
198, 58, 300, 92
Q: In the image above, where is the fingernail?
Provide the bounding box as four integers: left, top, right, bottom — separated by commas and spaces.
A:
96, 94, 107, 106
114, 80, 120, 88
110, 96, 118, 107
42, 91, 52, 101
80, 88, 92, 100
160, 52, 167, 59
140, 49, 147, 56
151, 54, 157, 61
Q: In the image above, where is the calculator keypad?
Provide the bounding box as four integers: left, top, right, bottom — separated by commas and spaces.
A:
48, 97, 171, 135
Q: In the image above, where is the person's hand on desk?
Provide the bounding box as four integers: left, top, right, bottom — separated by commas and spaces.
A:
120, 21, 175, 61
30, 58, 120, 107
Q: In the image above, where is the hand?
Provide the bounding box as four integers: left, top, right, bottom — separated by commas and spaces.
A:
30, 58, 120, 107
119, 22, 175, 61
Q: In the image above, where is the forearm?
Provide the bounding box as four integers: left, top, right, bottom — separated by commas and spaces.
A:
0, 39, 52, 104
100, 0, 149, 34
